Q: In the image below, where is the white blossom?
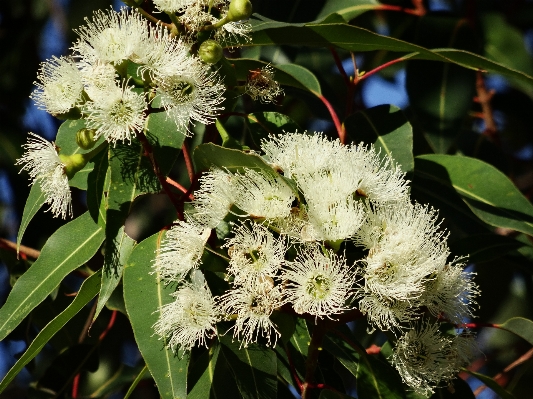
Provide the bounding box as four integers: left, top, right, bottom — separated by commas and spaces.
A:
422, 261, 479, 324
31, 56, 84, 116
283, 247, 356, 318
72, 8, 150, 66
153, 274, 218, 351
155, 54, 225, 134
154, 221, 211, 282
392, 321, 475, 395
16, 133, 72, 219
232, 169, 295, 219
152, 0, 195, 13
83, 80, 147, 145
224, 222, 286, 286
189, 168, 235, 228
218, 280, 283, 347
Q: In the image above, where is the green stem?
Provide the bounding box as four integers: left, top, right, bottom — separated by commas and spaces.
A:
124, 364, 148, 399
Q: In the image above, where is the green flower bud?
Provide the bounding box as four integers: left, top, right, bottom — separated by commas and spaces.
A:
227, 0, 252, 22
198, 40, 223, 64
76, 128, 96, 150
59, 153, 88, 179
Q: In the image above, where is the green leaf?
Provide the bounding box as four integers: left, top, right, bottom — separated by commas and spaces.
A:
216, 119, 243, 150
145, 110, 186, 174
276, 64, 321, 95
243, 22, 533, 89
448, 234, 525, 264
123, 232, 189, 399
219, 335, 277, 399
95, 226, 135, 321
323, 335, 359, 376
232, 59, 322, 94
481, 12, 533, 97
356, 353, 406, 399
0, 212, 104, 340
406, 17, 477, 153
245, 112, 301, 147
344, 104, 414, 173
415, 155, 533, 236
316, 0, 381, 22
0, 271, 101, 393
188, 345, 220, 398
86, 149, 109, 226
463, 370, 516, 399
17, 182, 45, 252
193, 143, 279, 179
498, 317, 533, 346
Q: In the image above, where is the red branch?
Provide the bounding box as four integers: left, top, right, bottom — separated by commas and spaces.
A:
182, 139, 195, 183
315, 93, 346, 144
357, 57, 409, 84
166, 177, 194, 200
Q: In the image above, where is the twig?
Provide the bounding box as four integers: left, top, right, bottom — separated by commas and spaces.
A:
377, 4, 426, 16
135, 6, 173, 30
0, 238, 41, 259
314, 92, 346, 144
283, 343, 303, 392
182, 138, 195, 183
329, 47, 351, 87
474, 347, 533, 396
301, 319, 328, 399
165, 176, 194, 200
475, 71, 498, 139
357, 56, 410, 84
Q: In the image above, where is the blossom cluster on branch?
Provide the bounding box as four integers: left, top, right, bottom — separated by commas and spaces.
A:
153, 132, 479, 395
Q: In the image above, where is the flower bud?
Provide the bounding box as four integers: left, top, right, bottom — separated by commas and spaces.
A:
76, 128, 96, 150
198, 40, 223, 64
227, 0, 252, 22
59, 153, 88, 179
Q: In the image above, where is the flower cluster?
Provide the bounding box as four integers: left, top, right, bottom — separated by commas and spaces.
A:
153, 132, 479, 394
33, 7, 225, 143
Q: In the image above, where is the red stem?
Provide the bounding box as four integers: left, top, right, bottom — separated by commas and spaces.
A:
283, 343, 303, 392
460, 322, 500, 329
357, 57, 409, 84
378, 4, 425, 16
166, 177, 194, 200
329, 47, 351, 87
99, 310, 118, 341
72, 374, 80, 398
182, 139, 195, 183
315, 93, 346, 144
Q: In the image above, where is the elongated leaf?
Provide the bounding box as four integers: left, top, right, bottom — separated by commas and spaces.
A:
86, 150, 109, 226
243, 22, 533, 89
415, 155, 533, 236
145, 110, 185, 174
219, 335, 277, 399
317, 0, 381, 21
276, 64, 321, 95
463, 370, 516, 399
356, 353, 406, 399
344, 104, 414, 172
95, 227, 135, 321
406, 17, 477, 153
482, 12, 533, 97
0, 212, 104, 340
123, 232, 189, 399
448, 234, 524, 264
17, 182, 45, 252
323, 336, 359, 376
194, 143, 279, 178
245, 112, 300, 147
0, 271, 101, 393
498, 317, 533, 346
